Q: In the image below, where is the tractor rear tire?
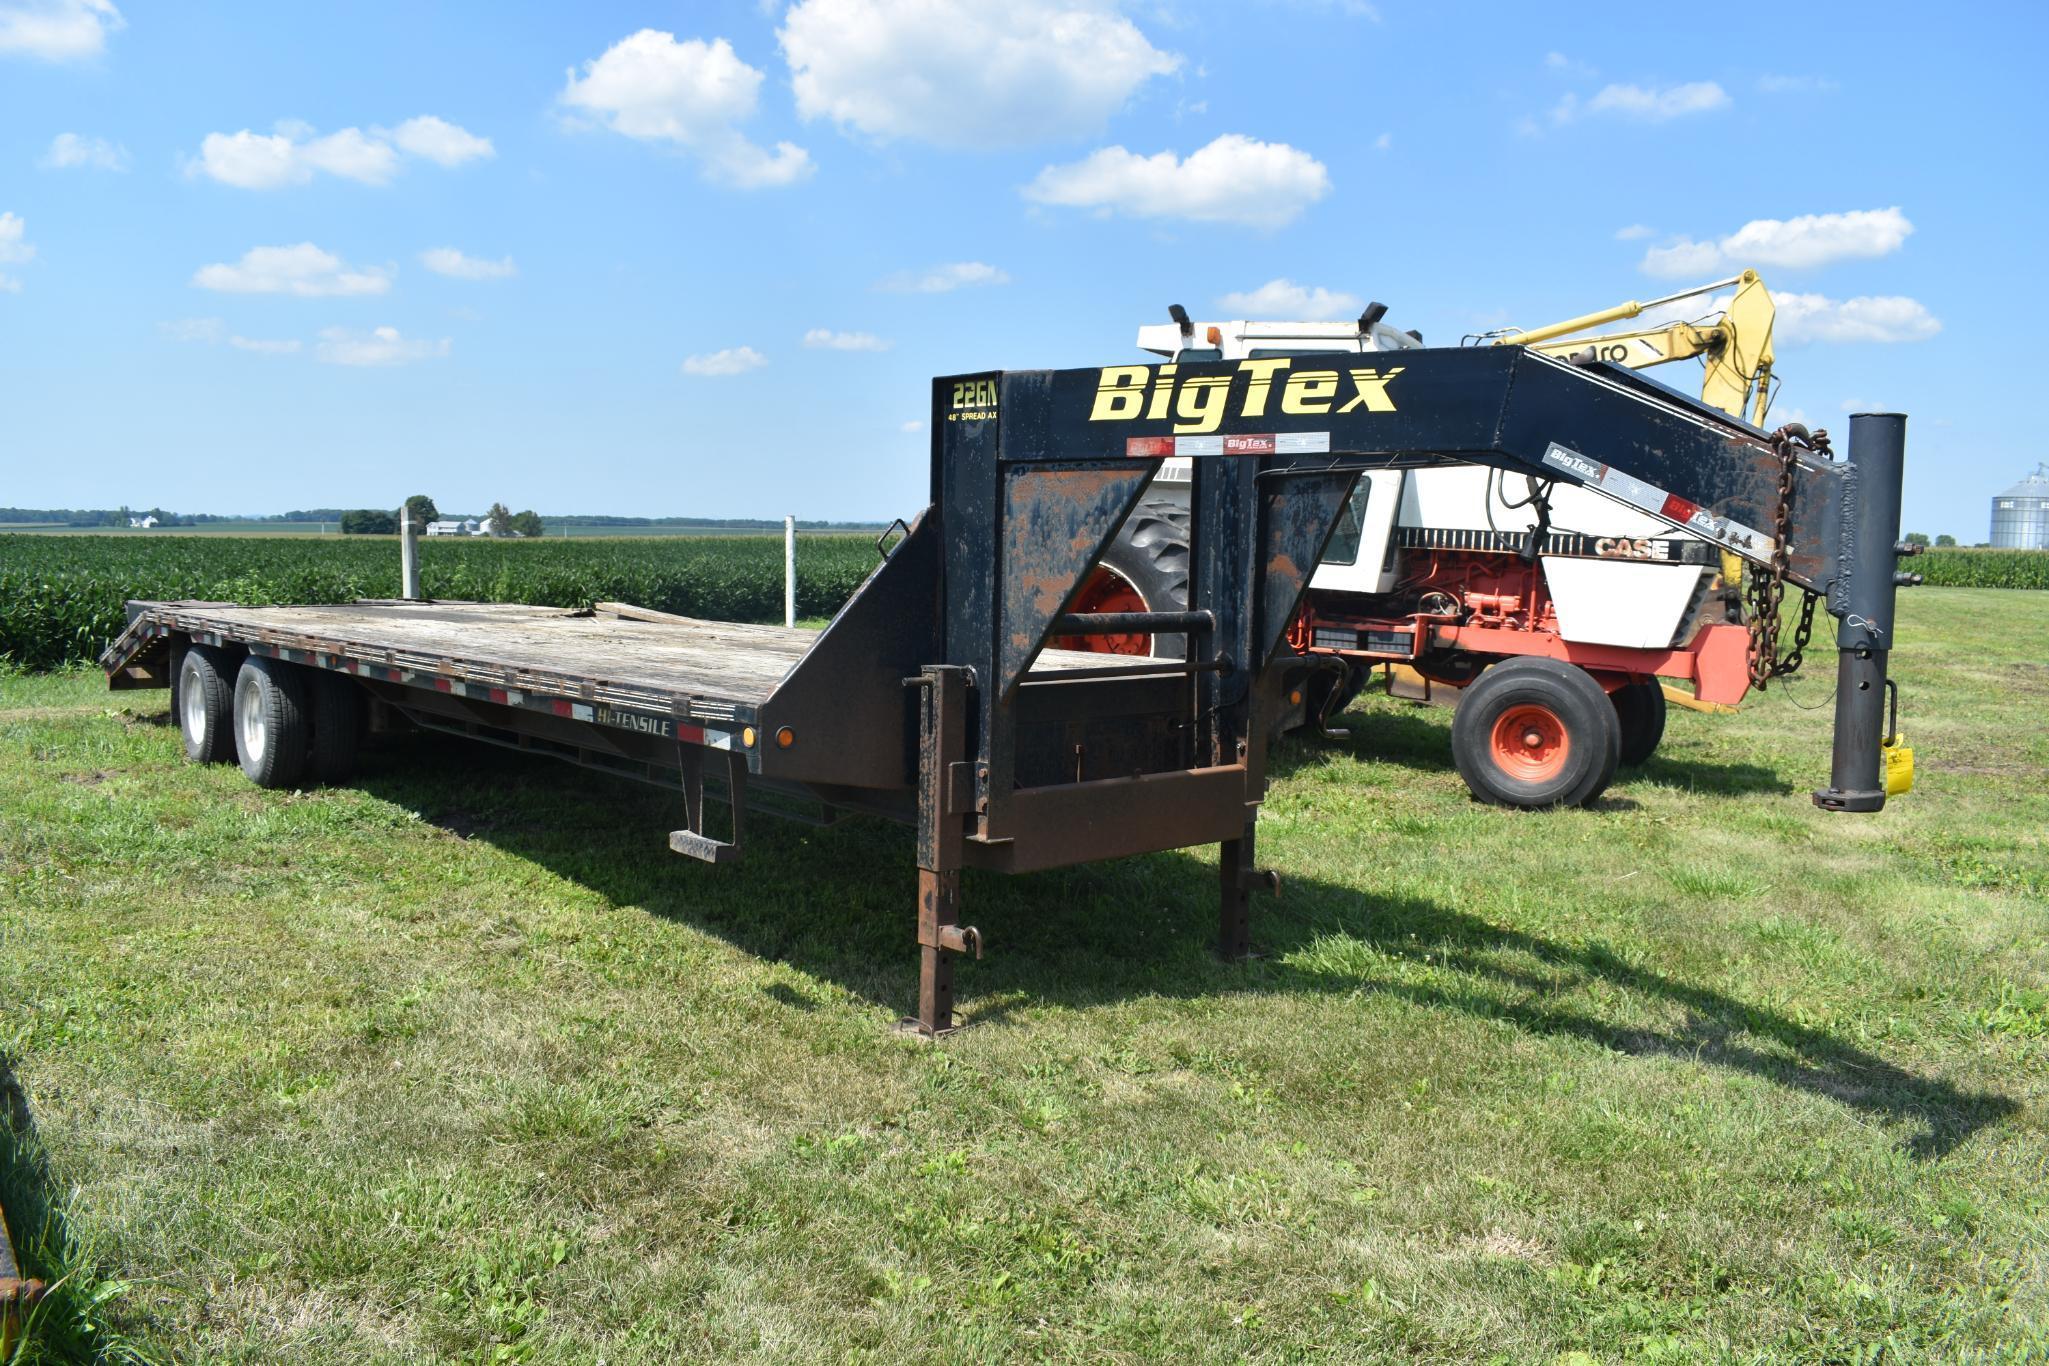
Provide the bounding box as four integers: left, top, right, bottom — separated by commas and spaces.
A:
306, 671, 363, 784
1451, 658, 1620, 809
177, 645, 237, 764
233, 656, 310, 790
1064, 496, 1190, 658
1613, 678, 1667, 767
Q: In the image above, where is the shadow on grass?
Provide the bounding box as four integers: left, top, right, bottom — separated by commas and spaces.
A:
1, 1062, 153, 1364
351, 736, 2013, 1161
1270, 703, 1794, 798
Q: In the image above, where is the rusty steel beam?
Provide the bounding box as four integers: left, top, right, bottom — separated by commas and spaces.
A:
910, 665, 975, 1036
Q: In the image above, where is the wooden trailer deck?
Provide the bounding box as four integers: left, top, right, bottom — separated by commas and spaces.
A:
105, 599, 1128, 717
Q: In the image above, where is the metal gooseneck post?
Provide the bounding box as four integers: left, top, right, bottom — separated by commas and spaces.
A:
1814, 412, 1909, 812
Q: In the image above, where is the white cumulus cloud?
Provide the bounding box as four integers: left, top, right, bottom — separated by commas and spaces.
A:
0, 210, 35, 292
227, 334, 301, 354
316, 326, 450, 367
1757, 73, 1838, 95
1772, 293, 1940, 344
0, 0, 120, 61
388, 115, 494, 166
159, 317, 301, 353
159, 317, 225, 343
190, 117, 490, 189
559, 29, 811, 189
1641, 207, 1914, 277
41, 132, 127, 170
875, 261, 1010, 293
802, 328, 889, 351
420, 247, 516, 280
1216, 278, 1362, 320
192, 243, 393, 297
1553, 81, 1728, 126
1025, 134, 1330, 229
196, 126, 394, 188
1613, 223, 1654, 241
681, 345, 767, 376
779, 0, 1179, 148
0, 211, 35, 262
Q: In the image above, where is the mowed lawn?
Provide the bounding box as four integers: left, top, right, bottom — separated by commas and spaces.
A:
1, 587, 2043, 1362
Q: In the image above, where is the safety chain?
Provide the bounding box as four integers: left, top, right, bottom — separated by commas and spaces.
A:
1745, 425, 1828, 689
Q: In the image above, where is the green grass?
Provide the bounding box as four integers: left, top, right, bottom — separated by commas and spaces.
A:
1, 587, 2044, 1361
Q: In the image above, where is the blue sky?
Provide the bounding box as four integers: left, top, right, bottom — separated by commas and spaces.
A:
0, 0, 2038, 537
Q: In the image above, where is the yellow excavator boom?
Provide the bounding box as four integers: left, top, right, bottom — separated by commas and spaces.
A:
1491, 269, 1777, 426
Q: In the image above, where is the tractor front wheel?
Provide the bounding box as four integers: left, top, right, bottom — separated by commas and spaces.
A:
1451, 658, 1620, 809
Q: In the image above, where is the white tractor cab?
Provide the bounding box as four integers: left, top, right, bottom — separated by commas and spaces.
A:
1078, 305, 1752, 809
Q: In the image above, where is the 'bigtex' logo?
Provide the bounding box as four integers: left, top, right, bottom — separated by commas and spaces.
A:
1089, 358, 1402, 435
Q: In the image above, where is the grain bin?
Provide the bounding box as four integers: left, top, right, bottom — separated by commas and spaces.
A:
1991, 464, 2049, 549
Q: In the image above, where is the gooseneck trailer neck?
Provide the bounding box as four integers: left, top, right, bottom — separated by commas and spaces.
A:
102, 346, 1911, 1035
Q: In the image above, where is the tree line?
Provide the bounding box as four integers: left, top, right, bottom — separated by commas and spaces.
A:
338, 496, 542, 538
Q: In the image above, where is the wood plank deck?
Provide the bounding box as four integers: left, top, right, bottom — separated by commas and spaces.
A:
117, 600, 1142, 712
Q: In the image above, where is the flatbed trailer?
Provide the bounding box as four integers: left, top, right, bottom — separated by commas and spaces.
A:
102, 346, 1915, 1035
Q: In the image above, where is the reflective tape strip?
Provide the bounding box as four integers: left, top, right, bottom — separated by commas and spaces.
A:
1127, 432, 1331, 459
1541, 441, 1778, 557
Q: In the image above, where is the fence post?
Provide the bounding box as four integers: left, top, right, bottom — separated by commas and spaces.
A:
784, 514, 796, 628
400, 506, 422, 600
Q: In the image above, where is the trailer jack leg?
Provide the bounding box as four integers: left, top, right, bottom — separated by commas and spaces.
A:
1218, 822, 1278, 960
913, 868, 982, 1036
905, 664, 979, 1037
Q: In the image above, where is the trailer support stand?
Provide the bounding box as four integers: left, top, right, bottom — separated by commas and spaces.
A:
1218, 820, 1274, 960
909, 665, 977, 1036
1814, 412, 1909, 812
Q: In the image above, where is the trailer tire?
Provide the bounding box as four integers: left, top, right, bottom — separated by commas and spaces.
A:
1451, 658, 1620, 809
306, 671, 363, 784
233, 656, 310, 790
1613, 678, 1667, 767
1059, 497, 1190, 658
177, 645, 237, 764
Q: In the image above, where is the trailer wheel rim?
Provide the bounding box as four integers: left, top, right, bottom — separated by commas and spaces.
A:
1053, 566, 1152, 655
182, 661, 206, 742
1490, 703, 1568, 783
237, 676, 267, 764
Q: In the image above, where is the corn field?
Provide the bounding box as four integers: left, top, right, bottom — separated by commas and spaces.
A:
1913, 548, 2049, 590
0, 534, 881, 671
